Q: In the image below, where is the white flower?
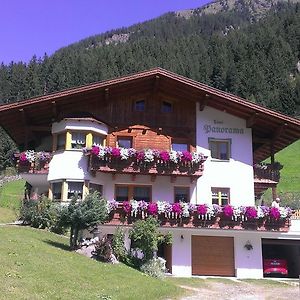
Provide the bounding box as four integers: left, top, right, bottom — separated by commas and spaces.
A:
206, 205, 215, 217
97, 146, 107, 159
144, 149, 154, 162
157, 201, 166, 214
131, 200, 139, 213
181, 202, 190, 218
25, 150, 35, 163
120, 148, 129, 160
233, 206, 242, 218
169, 150, 178, 163
192, 152, 203, 164
257, 206, 265, 218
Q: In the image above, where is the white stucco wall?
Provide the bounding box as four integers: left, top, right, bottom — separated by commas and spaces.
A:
47, 150, 90, 181
196, 105, 255, 206
92, 172, 196, 203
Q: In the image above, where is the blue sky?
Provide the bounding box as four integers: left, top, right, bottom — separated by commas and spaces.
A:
0, 0, 210, 64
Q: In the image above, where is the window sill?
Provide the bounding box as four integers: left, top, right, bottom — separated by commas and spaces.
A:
211, 158, 230, 163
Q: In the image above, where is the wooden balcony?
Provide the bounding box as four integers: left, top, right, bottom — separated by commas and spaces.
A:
253, 162, 283, 197
88, 154, 207, 181
106, 206, 291, 232
15, 152, 51, 174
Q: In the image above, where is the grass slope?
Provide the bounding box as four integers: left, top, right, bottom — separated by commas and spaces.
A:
0, 226, 182, 300
275, 140, 300, 193
0, 180, 24, 223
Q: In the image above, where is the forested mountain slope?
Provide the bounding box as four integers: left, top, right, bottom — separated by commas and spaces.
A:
0, 1, 300, 171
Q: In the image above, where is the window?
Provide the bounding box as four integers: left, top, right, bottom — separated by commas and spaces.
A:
67, 181, 83, 199
52, 182, 62, 200
174, 187, 190, 203
115, 185, 151, 202
117, 136, 133, 149
211, 188, 230, 206
89, 183, 103, 196
57, 133, 66, 150
172, 143, 188, 152
71, 132, 86, 149
161, 101, 172, 113
93, 135, 104, 146
209, 138, 231, 160
134, 100, 145, 112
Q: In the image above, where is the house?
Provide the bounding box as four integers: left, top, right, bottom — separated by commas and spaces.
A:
0, 68, 300, 278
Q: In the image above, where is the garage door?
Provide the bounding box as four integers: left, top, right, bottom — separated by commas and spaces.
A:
192, 236, 235, 276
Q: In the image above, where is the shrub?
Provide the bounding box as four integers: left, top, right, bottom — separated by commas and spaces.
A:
140, 258, 166, 279
20, 196, 62, 231
112, 227, 128, 262
58, 191, 108, 249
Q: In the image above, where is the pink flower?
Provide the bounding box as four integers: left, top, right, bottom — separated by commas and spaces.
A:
136, 151, 145, 161
245, 207, 257, 219
111, 147, 121, 158
197, 204, 207, 215
148, 203, 158, 215
160, 151, 170, 162
181, 151, 192, 162
172, 203, 182, 214
91, 146, 100, 156
269, 207, 280, 220
19, 152, 27, 162
223, 205, 234, 218
123, 201, 131, 214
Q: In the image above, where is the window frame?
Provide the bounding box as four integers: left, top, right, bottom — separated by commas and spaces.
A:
89, 183, 103, 196
161, 100, 173, 113
115, 184, 152, 202
133, 99, 146, 112
67, 181, 84, 200
117, 136, 133, 149
56, 132, 66, 151
209, 138, 231, 161
211, 187, 230, 206
70, 131, 86, 149
174, 186, 190, 203
52, 181, 63, 201
92, 134, 105, 147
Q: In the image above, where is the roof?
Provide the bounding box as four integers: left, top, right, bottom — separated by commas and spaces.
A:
0, 67, 299, 162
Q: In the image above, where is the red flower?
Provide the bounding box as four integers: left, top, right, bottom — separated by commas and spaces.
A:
223, 205, 234, 218
136, 151, 145, 161
269, 207, 280, 220
245, 207, 257, 219
91, 146, 100, 156
172, 203, 182, 214
181, 151, 192, 162
160, 151, 170, 162
111, 147, 121, 157
19, 152, 28, 162
197, 204, 207, 215
148, 203, 158, 215
123, 201, 131, 214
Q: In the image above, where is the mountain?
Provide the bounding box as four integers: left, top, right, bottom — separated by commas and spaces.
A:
0, 0, 300, 172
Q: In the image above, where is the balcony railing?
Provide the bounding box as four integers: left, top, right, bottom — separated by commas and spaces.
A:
86, 146, 207, 179
105, 201, 291, 232
15, 151, 52, 174
253, 162, 282, 183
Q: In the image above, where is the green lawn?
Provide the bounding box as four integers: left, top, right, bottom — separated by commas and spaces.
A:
0, 180, 24, 223
275, 140, 300, 193
0, 226, 182, 300
0, 179, 25, 210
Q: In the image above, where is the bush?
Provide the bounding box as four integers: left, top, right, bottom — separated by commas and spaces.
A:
140, 258, 166, 279
112, 227, 128, 262
19, 197, 63, 232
